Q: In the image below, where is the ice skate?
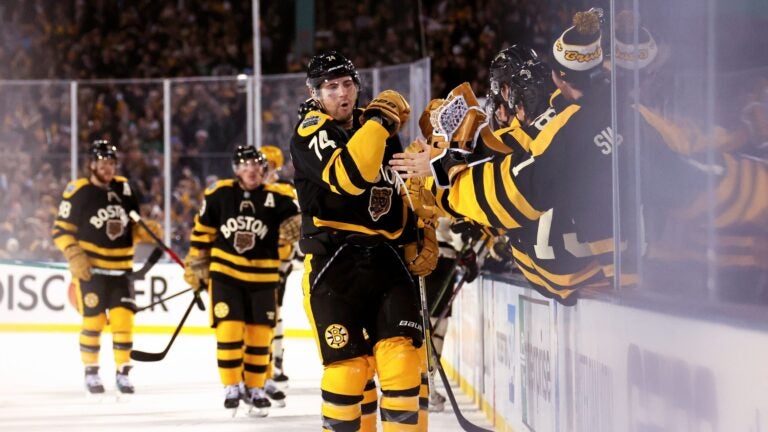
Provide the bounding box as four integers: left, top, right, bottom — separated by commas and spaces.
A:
428, 388, 446, 412
84, 365, 105, 398
244, 387, 271, 417
272, 360, 289, 389
265, 379, 286, 408
115, 364, 135, 401
223, 384, 241, 416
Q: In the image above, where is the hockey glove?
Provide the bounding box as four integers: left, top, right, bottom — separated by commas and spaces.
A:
279, 215, 302, 246
183, 252, 210, 289
361, 90, 411, 137
419, 98, 446, 143
64, 244, 92, 281
404, 224, 439, 277
429, 82, 488, 153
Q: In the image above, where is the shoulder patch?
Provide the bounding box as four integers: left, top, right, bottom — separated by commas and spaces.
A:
205, 179, 236, 195
298, 111, 332, 137
63, 178, 89, 199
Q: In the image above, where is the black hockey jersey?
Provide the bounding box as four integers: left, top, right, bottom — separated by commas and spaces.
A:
52, 176, 140, 271
190, 179, 299, 289
290, 108, 411, 245
444, 84, 627, 303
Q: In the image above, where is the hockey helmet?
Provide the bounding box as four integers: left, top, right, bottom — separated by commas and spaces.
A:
232, 145, 266, 171
306, 51, 361, 90
90, 139, 118, 161
489, 45, 551, 118
260, 145, 284, 170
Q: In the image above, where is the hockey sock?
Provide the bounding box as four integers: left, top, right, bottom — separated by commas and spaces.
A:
216, 320, 245, 385
243, 324, 272, 389
80, 313, 106, 365
109, 307, 134, 366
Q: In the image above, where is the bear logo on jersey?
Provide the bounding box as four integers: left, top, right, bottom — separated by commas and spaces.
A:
369, 186, 393, 222
325, 324, 349, 349
233, 231, 256, 254
106, 220, 125, 240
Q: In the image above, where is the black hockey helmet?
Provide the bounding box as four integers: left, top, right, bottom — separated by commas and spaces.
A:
489, 45, 552, 120
232, 145, 266, 171
306, 51, 361, 90
90, 139, 118, 161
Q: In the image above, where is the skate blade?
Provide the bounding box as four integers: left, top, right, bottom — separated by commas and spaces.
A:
228, 407, 239, 418
248, 407, 269, 418
271, 399, 286, 408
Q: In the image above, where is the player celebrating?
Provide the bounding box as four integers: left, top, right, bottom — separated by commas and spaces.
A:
290, 51, 437, 432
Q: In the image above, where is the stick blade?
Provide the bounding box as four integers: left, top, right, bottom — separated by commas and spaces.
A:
130, 350, 166, 362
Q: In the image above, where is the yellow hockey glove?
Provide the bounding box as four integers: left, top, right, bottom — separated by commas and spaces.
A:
361, 90, 411, 136
404, 223, 439, 277
430, 82, 488, 153
279, 215, 302, 246
183, 252, 210, 289
63, 244, 92, 281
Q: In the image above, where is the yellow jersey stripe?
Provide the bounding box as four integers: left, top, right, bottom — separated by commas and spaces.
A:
312, 211, 406, 240
90, 257, 133, 270
53, 220, 79, 233
448, 169, 492, 227
346, 121, 388, 183
211, 248, 280, 268
500, 156, 542, 220
210, 262, 280, 282
79, 240, 134, 257
321, 148, 346, 195
482, 163, 520, 229
530, 105, 581, 156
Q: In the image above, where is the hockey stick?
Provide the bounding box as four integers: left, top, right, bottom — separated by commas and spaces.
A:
135, 287, 194, 312
130, 289, 201, 362
430, 338, 494, 432
127, 210, 205, 311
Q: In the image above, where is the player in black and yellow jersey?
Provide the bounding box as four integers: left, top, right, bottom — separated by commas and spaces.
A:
259, 145, 297, 388
184, 145, 300, 416
52, 139, 162, 396
291, 51, 436, 432
394, 11, 627, 306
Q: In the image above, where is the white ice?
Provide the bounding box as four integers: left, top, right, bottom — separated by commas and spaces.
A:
0, 332, 493, 431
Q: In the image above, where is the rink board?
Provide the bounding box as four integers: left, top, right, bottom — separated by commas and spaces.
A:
442, 275, 768, 432
0, 262, 312, 336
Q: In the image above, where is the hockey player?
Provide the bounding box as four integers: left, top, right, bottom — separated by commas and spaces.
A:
52, 139, 162, 396
259, 144, 297, 396
290, 51, 437, 432
436, 11, 634, 304
184, 145, 300, 416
